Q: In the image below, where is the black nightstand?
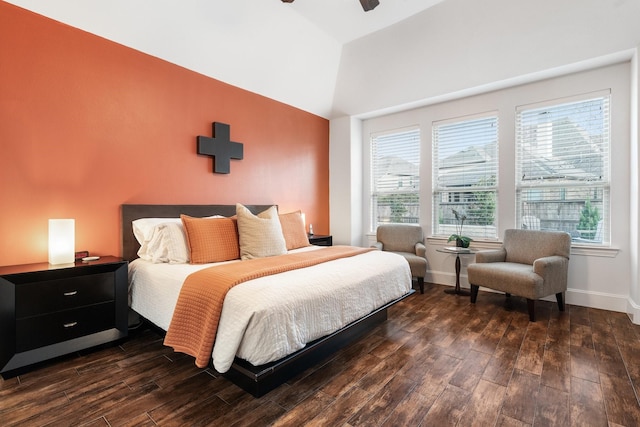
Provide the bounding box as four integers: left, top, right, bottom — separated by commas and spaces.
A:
308, 234, 332, 246
0, 256, 128, 376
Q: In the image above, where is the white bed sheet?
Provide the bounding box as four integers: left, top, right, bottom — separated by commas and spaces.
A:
128, 246, 411, 373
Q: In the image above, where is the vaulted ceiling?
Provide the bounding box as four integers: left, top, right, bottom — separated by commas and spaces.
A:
6, 0, 444, 119
7, 1, 639, 121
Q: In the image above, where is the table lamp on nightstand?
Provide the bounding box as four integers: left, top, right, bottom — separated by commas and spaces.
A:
48, 219, 75, 265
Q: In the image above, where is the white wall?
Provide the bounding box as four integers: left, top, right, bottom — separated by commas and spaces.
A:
628, 47, 640, 323
329, 116, 363, 246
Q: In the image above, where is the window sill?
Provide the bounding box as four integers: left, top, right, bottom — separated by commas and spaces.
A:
427, 236, 500, 250
427, 236, 619, 258
570, 244, 619, 258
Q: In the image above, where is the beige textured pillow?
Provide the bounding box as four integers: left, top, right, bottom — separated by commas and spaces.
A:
180, 215, 239, 263
279, 210, 310, 250
236, 204, 287, 259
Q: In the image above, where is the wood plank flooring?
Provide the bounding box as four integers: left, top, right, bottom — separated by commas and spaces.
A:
2, 282, 640, 426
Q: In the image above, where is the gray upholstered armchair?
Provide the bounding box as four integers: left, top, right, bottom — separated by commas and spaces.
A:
372, 224, 427, 293
467, 229, 571, 321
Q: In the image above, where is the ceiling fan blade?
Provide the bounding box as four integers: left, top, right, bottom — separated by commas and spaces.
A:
280, 0, 380, 12
360, 0, 380, 11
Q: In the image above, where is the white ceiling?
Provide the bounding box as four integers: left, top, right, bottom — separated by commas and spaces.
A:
6, 0, 445, 119
283, 0, 444, 43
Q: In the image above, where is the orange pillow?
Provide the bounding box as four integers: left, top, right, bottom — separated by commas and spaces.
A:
180, 215, 239, 263
279, 211, 310, 250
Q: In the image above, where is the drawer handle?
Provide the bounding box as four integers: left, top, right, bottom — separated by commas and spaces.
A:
63, 322, 78, 328
63, 291, 78, 296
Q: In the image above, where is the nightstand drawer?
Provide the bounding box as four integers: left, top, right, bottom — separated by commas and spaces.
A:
16, 302, 115, 352
15, 273, 114, 318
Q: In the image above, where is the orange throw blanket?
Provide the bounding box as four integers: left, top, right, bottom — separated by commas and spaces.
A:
163, 245, 374, 368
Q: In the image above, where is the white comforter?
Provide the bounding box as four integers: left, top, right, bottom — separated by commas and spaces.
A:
128, 246, 411, 373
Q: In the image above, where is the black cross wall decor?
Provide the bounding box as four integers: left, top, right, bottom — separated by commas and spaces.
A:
197, 122, 244, 174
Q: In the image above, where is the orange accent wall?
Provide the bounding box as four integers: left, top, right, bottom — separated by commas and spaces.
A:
0, 3, 329, 266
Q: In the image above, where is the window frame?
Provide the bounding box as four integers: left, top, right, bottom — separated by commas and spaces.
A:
432, 112, 499, 241
369, 127, 421, 232
515, 91, 611, 246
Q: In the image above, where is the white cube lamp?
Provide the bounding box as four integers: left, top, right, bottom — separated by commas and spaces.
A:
48, 219, 75, 265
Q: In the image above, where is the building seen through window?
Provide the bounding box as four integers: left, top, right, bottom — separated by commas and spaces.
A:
516, 94, 610, 244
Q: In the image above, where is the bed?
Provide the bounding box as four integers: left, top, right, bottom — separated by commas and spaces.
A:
122, 204, 414, 397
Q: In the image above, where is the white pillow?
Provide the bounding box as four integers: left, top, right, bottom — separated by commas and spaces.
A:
137, 222, 189, 263
236, 204, 287, 260
132, 217, 182, 245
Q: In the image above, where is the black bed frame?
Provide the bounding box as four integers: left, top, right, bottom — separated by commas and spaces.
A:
121, 204, 414, 397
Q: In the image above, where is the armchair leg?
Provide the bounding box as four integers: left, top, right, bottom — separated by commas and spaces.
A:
470, 285, 479, 303
527, 299, 536, 322
556, 292, 565, 312
418, 277, 424, 294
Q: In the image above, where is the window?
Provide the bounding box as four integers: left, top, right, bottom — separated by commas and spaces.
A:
433, 115, 498, 239
516, 93, 610, 245
370, 128, 420, 230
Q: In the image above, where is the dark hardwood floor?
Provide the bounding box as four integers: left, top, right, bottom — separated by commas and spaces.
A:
2, 282, 640, 426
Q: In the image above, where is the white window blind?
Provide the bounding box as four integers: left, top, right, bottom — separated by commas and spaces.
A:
515, 93, 610, 244
370, 128, 420, 230
432, 115, 498, 239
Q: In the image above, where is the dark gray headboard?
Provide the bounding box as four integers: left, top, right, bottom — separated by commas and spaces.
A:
121, 204, 273, 261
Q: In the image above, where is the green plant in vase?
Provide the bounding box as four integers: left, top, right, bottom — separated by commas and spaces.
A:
447, 209, 472, 248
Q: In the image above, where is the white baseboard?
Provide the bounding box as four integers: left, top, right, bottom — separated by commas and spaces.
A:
426, 270, 462, 288
560, 288, 629, 314
627, 298, 640, 325
427, 268, 636, 323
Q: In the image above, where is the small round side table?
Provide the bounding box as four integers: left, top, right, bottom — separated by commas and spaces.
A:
436, 247, 477, 296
